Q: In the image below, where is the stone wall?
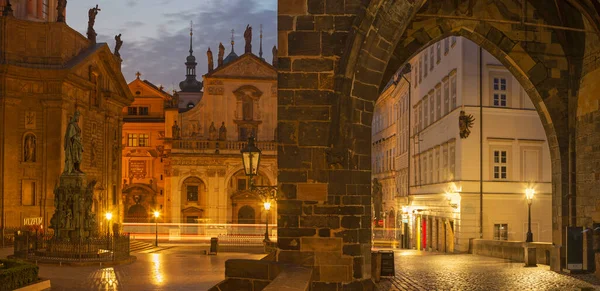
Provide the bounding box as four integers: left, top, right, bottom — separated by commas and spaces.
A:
470, 239, 553, 265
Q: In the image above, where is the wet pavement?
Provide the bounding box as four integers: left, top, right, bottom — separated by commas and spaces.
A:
377, 250, 600, 291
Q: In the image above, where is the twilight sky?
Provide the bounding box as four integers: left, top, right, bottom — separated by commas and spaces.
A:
66, 0, 277, 92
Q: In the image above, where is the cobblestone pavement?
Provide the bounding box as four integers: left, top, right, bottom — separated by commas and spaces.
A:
377, 250, 600, 291
0, 247, 264, 291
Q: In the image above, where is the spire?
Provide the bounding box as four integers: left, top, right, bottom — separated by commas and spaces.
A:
230, 29, 235, 53
189, 21, 194, 55
259, 24, 264, 60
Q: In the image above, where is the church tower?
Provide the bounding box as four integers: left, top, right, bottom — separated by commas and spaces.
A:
179, 21, 203, 93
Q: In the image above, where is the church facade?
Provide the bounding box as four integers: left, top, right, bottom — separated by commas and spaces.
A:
122, 26, 277, 226
0, 2, 133, 231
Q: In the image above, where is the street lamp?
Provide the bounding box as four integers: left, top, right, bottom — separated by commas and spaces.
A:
263, 201, 271, 242
525, 188, 535, 243
153, 211, 160, 246
105, 212, 112, 249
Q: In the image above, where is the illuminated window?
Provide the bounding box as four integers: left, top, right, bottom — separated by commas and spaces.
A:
138, 134, 149, 147
493, 150, 508, 180
127, 134, 138, 147
187, 185, 199, 202
494, 224, 508, 240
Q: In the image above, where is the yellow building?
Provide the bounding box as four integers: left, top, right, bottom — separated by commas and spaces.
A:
0, 2, 133, 230
123, 27, 277, 227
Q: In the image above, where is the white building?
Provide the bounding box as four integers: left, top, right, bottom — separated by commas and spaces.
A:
373, 36, 552, 253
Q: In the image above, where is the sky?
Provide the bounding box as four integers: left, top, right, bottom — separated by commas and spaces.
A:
66, 0, 277, 92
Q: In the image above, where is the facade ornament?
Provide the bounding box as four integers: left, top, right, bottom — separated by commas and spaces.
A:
218, 42, 225, 67
114, 34, 123, 57
272, 46, 278, 67
86, 5, 101, 43
172, 121, 181, 139
218, 122, 227, 141
56, 0, 67, 22
372, 178, 383, 222
209, 122, 218, 140
459, 110, 475, 139
244, 24, 252, 54
64, 111, 84, 174
207, 47, 214, 73
24, 134, 36, 162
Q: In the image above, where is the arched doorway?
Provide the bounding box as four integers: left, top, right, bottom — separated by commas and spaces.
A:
123, 185, 155, 223
180, 176, 207, 223
238, 205, 255, 224
127, 204, 148, 221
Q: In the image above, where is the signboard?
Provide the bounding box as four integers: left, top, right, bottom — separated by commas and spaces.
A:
129, 160, 147, 179
380, 250, 395, 276
23, 217, 42, 226
566, 226, 583, 270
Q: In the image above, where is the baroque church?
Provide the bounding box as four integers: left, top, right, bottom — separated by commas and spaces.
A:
121, 25, 277, 227
0, 1, 133, 231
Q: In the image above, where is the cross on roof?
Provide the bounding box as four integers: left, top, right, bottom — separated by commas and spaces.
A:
135, 71, 141, 79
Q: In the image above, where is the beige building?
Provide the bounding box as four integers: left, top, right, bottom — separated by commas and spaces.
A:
0, 2, 133, 230
373, 36, 552, 252
123, 28, 278, 227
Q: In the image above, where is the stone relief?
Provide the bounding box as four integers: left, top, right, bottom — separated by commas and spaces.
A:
207, 80, 223, 85
23, 133, 36, 163
207, 86, 224, 95
459, 110, 475, 139
25, 111, 36, 129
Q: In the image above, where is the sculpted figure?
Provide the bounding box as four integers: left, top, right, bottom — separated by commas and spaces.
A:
24, 134, 36, 162
218, 43, 225, 67
459, 110, 475, 139
372, 178, 383, 221
56, 0, 67, 22
87, 5, 101, 43
218, 122, 227, 141
64, 111, 84, 174
114, 34, 123, 57
207, 47, 214, 72
209, 122, 217, 140
272, 46, 278, 67
172, 121, 181, 139
244, 24, 252, 53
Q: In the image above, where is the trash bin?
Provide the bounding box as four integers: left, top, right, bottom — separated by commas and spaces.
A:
209, 237, 218, 255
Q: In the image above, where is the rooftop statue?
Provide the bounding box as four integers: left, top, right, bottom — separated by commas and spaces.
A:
244, 25, 252, 54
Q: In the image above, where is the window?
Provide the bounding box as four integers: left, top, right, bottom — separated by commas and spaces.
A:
423, 97, 429, 127
127, 134, 138, 147
237, 179, 247, 191
423, 155, 428, 184
449, 143, 455, 180
522, 148, 541, 182
443, 81, 449, 116
494, 224, 508, 240
435, 148, 440, 183
436, 87, 441, 120
138, 134, 149, 147
492, 77, 508, 107
429, 92, 435, 123
430, 47, 434, 70
419, 58, 423, 83
414, 62, 418, 87
428, 151, 433, 184
444, 38, 450, 54
493, 150, 508, 180
442, 144, 448, 181
424, 51, 428, 78
187, 185, 199, 202
450, 75, 457, 109
139, 107, 149, 115
417, 105, 422, 131
436, 42, 441, 63
22, 181, 36, 206
127, 107, 137, 115
451, 36, 457, 46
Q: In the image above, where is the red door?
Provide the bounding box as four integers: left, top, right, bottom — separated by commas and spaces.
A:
422, 219, 427, 250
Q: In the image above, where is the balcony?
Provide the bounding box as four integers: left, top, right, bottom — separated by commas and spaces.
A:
172, 140, 276, 155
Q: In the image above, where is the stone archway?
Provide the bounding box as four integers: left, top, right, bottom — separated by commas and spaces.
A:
279, 0, 600, 288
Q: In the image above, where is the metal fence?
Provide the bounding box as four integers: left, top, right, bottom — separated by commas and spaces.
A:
13, 232, 130, 262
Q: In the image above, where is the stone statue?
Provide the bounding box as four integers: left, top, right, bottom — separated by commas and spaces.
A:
65, 209, 72, 229
24, 134, 36, 162
64, 111, 84, 174
56, 0, 67, 22
114, 34, 123, 57
459, 110, 475, 139
244, 24, 252, 53
272, 46, 278, 67
172, 121, 180, 139
207, 47, 214, 73
90, 138, 97, 166
209, 122, 217, 140
87, 5, 101, 43
218, 122, 227, 141
372, 178, 383, 222
218, 42, 225, 67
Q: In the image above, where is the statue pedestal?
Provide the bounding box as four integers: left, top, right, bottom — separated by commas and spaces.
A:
50, 173, 96, 241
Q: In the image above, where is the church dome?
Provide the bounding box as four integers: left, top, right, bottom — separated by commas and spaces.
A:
223, 51, 238, 65
179, 79, 202, 92
187, 54, 196, 63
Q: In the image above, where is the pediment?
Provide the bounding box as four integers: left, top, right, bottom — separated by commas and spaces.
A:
182, 206, 204, 213
207, 54, 276, 79
128, 78, 172, 100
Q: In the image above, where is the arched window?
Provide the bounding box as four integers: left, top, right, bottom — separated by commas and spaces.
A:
242, 96, 253, 121
182, 177, 206, 203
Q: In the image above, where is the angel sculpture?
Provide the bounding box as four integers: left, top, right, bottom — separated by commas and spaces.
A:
459, 110, 475, 139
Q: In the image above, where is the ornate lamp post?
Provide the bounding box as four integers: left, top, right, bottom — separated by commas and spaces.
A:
153, 211, 160, 246
525, 188, 535, 243
105, 212, 112, 249
241, 136, 278, 242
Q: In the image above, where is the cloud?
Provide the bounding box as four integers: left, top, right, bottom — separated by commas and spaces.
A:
126, 0, 139, 7
95, 0, 276, 92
